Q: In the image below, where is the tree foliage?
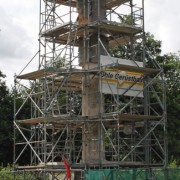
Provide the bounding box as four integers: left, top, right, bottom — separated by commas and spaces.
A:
0, 71, 32, 166
111, 33, 180, 163
161, 53, 180, 162
0, 71, 13, 165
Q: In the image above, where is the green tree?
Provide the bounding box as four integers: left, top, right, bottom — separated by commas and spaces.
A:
111, 33, 180, 164
0, 71, 31, 166
0, 71, 14, 165
160, 53, 180, 163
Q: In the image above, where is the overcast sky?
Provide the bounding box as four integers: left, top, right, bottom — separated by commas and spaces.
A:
0, 0, 180, 87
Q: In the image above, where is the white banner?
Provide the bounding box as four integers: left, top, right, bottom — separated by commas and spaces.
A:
100, 56, 144, 97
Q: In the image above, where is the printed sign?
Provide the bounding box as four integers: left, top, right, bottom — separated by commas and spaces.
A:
100, 56, 144, 97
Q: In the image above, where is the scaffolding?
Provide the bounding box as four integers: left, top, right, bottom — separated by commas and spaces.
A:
14, 0, 167, 179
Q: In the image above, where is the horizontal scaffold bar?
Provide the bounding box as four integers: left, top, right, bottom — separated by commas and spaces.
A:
46, 0, 130, 9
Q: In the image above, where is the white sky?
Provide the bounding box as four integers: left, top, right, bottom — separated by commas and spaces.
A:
0, 0, 180, 87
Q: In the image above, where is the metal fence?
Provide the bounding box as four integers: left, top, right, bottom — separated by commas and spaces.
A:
85, 168, 180, 180
0, 168, 180, 180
